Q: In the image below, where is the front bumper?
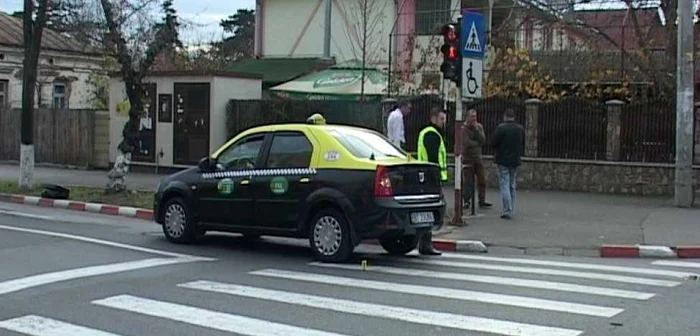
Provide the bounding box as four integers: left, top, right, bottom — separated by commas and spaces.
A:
356, 194, 446, 239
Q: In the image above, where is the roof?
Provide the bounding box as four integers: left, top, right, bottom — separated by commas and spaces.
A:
574, 8, 667, 51
0, 11, 99, 56
226, 57, 335, 85
108, 70, 263, 79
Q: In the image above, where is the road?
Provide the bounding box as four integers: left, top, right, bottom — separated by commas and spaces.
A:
0, 203, 699, 336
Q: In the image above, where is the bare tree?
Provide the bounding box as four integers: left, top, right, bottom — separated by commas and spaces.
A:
19, 0, 50, 191
99, 0, 181, 193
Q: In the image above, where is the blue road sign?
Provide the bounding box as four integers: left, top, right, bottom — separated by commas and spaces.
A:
461, 10, 485, 59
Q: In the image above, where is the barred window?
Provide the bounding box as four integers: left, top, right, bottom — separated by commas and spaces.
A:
414, 0, 452, 35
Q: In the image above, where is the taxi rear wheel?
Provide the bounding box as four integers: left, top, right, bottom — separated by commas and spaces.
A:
162, 197, 197, 244
379, 235, 419, 255
309, 208, 353, 263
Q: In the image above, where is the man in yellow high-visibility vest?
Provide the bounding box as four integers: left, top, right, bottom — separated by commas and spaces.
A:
415, 107, 447, 255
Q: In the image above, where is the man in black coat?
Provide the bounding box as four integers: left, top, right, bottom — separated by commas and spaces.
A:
490, 109, 525, 219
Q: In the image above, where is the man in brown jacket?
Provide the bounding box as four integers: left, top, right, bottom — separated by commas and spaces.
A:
462, 109, 492, 208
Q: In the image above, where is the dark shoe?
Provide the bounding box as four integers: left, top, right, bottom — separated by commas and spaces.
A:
419, 246, 442, 255
479, 201, 492, 208
500, 214, 512, 220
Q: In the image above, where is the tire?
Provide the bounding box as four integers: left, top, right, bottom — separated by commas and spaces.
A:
161, 197, 197, 244
379, 235, 419, 255
308, 207, 354, 263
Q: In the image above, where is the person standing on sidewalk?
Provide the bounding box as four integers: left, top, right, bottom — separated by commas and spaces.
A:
490, 109, 525, 219
462, 109, 492, 209
386, 100, 412, 148
415, 107, 447, 255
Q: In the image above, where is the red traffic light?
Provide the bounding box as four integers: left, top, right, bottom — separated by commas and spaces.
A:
440, 44, 458, 59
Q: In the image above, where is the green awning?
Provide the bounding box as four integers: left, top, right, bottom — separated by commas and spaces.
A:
226, 57, 335, 85
269, 63, 388, 101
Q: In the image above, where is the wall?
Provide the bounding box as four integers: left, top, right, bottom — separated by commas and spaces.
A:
109, 76, 263, 167
0, 46, 104, 109
92, 111, 110, 168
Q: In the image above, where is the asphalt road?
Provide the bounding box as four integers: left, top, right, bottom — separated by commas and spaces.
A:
0, 203, 699, 336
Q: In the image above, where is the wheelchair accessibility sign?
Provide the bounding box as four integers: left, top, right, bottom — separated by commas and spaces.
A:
461, 58, 483, 99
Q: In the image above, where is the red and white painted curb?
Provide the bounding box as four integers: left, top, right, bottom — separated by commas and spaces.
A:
0, 193, 154, 221
600, 244, 700, 258
366, 238, 488, 253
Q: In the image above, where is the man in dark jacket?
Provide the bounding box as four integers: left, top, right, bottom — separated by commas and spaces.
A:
462, 109, 491, 208
415, 107, 447, 255
490, 109, 525, 219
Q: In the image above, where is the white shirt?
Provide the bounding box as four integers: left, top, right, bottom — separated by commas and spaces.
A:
387, 109, 405, 147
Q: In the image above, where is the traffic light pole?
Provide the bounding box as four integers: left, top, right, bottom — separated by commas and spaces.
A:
452, 89, 465, 226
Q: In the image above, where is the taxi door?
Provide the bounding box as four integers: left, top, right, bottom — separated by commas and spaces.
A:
196, 132, 269, 227
253, 130, 318, 230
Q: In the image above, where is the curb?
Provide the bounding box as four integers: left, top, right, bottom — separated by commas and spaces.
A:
0, 193, 154, 221
600, 244, 700, 258
366, 238, 488, 253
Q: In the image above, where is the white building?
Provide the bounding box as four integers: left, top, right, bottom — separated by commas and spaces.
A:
0, 11, 104, 109
254, 0, 467, 93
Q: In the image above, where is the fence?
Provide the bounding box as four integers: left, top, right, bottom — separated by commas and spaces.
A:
225, 95, 683, 164
0, 107, 110, 168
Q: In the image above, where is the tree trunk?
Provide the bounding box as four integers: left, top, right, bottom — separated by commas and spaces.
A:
19, 0, 49, 191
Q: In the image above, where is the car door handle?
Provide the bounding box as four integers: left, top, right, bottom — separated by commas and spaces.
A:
241, 179, 250, 185
299, 177, 310, 183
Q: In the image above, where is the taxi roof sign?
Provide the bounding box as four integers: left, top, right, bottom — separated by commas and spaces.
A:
306, 113, 327, 125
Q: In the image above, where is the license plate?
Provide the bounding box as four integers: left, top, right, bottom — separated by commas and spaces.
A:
410, 212, 435, 224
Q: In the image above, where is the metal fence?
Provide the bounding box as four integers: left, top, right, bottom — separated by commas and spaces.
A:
620, 100, 676, 163
538, 98, 608, 160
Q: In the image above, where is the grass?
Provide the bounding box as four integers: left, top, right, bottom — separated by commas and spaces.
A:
0, 180, 154, 210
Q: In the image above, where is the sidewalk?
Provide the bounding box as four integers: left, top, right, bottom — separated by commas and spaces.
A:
439, 185, 700, 255
2, 164, 699, 256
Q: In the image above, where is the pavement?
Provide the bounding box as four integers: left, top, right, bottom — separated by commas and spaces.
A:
2, 163, 700, 257
1, 202, 700, 336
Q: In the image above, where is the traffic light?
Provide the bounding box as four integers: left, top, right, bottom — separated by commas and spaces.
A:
440, 21, 461, 85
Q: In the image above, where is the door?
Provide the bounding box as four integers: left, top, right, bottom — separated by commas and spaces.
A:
196, 132, 268, 226
132, 83, 157, 163
174, 83, 211, 165
253, 131, 316, 229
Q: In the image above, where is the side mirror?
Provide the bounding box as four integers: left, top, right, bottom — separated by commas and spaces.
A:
198, 157, 216, 172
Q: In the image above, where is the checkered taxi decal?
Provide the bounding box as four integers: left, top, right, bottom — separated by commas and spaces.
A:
202, 168, 317, 179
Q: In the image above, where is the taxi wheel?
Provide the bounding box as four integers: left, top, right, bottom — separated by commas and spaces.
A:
379, 235, 419, 255
162, 197, 197, 244
309, 208, 353, 263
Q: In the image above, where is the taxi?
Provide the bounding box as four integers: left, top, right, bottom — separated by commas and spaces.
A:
153, 114, 446, 262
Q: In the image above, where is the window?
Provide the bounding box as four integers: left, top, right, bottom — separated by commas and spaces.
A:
52, 81, 67, 108
216, 134, 266, 170
415, 0, 452, 35
265, 132, 313, 168
329, 127, 407, 160
0, 80, 7, 106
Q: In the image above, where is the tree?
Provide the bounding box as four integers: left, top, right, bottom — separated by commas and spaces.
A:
100, 0, 181, 193
218, 9, 255, 60
19, 0, 50, 191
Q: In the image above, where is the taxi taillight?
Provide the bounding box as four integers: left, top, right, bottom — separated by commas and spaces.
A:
374, 165, 393, 197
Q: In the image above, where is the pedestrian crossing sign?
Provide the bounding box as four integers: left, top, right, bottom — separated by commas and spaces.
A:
461, 10, 485, 59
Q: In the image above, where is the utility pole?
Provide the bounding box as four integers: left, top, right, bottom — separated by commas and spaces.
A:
675, 0, 694, 207
323, 0, 331, 59
360, 0, 368, 101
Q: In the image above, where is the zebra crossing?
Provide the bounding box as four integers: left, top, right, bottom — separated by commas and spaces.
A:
1, 253, 699, 336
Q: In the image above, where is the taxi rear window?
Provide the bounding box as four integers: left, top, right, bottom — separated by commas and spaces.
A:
327, 127, 408, 159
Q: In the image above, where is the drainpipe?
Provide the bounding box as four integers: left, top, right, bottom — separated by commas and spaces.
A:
323, 0, 332, 59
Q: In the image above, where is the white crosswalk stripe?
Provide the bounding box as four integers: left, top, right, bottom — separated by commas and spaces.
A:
0, 254, 689, 336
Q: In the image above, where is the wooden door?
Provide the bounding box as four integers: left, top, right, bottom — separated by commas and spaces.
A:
173, 82, 211, 165
132, 83, 157, 163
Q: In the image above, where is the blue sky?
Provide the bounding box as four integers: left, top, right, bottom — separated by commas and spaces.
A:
0, 0, 254, 44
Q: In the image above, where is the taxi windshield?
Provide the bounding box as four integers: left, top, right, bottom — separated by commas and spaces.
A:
328, 127, 407, 159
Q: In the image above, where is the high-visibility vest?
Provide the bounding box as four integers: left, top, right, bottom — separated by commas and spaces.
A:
416, 125, 448, 181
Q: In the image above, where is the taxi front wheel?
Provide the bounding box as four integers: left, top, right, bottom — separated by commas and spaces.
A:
309, 208, 354, 263
162, 197, 197, 244
379, 235, 419, 255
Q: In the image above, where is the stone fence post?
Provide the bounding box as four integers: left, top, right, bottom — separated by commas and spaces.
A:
605, 99, 624, 161
524, 98, 541, 157
694, 102, 700, 165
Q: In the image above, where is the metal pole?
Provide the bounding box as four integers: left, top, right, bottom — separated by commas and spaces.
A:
323, 0, 332, 59
452, 90, 465, 225
675, 0, 694, 207
388, 33, 393, 97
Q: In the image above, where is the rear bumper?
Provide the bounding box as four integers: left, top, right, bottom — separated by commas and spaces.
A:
355, 194, 446, 239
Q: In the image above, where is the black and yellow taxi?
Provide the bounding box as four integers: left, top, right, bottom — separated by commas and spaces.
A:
153, 114, 446, 262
